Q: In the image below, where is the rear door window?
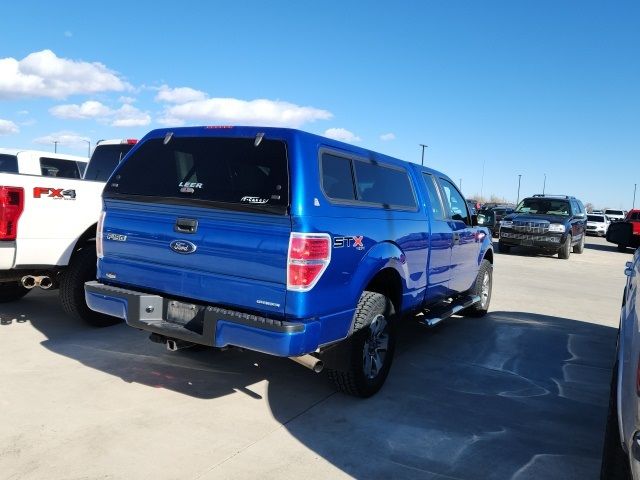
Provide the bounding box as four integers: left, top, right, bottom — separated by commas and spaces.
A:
105, 136, 289, 214
0, 154, 18, 173
421, 173, 445, 220
40, 157, 82, 179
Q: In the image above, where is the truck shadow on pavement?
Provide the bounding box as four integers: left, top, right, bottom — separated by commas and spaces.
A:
2, 293, 616, 480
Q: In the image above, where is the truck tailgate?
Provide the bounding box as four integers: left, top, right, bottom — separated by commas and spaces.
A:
100, 200, 291, 316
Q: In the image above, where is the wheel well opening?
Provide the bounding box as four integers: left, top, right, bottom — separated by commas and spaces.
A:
484, 249, 494, 264
70, 223, 98, 260
365, 268, 403, 314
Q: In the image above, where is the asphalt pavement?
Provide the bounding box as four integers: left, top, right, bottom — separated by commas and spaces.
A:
0, 236, 632, 479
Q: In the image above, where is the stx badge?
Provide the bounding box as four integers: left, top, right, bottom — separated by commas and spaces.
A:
333, 236, 364, 250
33, 187, 76, 200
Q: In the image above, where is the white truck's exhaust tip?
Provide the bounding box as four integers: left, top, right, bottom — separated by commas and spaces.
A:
38, 276, 53, 290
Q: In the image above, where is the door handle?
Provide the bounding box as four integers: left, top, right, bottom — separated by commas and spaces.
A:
453, 232, 460, 245
175, 218, 198, 234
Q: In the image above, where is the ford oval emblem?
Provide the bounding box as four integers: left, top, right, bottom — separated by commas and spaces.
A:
169, 240, 197, 254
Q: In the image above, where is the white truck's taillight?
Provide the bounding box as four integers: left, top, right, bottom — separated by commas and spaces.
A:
287, 233, 331, 291
0, 186, 24, 241
96, 211, 106, 258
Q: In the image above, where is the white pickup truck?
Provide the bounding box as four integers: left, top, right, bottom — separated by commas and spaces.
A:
0, 140, 137, 326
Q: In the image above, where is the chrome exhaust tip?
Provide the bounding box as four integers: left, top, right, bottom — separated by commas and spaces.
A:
21, 276, 36, 289
166, 338, 194, 351
290, 354, 324, 373
38, 276, 53, 290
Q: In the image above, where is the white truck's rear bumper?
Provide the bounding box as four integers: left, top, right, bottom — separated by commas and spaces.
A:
0, 242, 16, 270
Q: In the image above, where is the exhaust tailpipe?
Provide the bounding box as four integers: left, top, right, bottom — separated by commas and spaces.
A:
37, 276, 53, 290
166, 338, 195, 351
21, 276, 36, 289
290, 354, 324, 373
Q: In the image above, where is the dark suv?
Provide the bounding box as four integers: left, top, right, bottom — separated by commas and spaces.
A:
498, 194, 587, 259
477, 204, 515, 237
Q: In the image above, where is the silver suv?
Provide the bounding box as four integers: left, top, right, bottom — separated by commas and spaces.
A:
601, 248, 640, 479
587, 214, 611, 237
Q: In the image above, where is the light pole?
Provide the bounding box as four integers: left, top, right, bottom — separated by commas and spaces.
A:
516, 174, 522, 205
419, 144, 428, 166
480, 159, 486, 199
543, 173, 546, 195
53, 141, 58, 153
81, 139, 91, 158
459, 178, 463, 191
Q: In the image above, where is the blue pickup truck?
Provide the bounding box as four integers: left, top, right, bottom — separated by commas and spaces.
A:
85, 126, 494, 397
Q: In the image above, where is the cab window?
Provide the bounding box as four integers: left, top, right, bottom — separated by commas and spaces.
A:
438, 178, 471, 225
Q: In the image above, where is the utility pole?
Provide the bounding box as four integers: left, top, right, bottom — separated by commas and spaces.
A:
516, 174, 522, 205
53, 141, 58, 153
82, 139, 91, 158
419, 144, 428, 166
459, 178, 462, 191
543, 173, 546, 195
480, 159, 486, 199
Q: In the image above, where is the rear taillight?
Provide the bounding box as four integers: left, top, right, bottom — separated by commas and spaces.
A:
0, 186, 24, 241
124, 139, 138, 145
96, 210, 106, 258
287, 233, 331, 291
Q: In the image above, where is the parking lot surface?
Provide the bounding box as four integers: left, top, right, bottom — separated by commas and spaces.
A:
0, 236, 631, 479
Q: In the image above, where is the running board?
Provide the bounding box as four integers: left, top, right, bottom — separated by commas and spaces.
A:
421, 295, 481, 327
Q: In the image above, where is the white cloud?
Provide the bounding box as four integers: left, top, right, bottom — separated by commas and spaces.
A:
118, 96, 136, 104
159, 97, 332, 128
111, 104, 151, 127
324, 128, 361, 143
64, 31, 73, 38
48, 100, 150, 127
33, 131, 89, 149
0, 49, 130, 99
155, 85, 207, 104
0, 119, 19, 135
17, 110, 29, 115
50, 100, 112, 119
380, 132, 396, 141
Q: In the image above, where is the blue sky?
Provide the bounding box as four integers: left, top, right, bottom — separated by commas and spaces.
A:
1, 0, 638, 208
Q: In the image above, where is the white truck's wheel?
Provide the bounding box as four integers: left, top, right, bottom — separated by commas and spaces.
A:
59, 245, 120, 327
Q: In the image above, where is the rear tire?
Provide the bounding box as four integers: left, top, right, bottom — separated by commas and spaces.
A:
558, 235, 572, 259
498, 241, 511, 253
600, 361, 631, 479
327, 291, 396, 398
59, 245, 120, 327
573, 234, 585, 254
465, 259, 492, 317
0, 282, 30, 303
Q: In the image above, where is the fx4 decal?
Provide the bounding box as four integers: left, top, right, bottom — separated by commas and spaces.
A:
33, 187, 76, 200
333, 236, 364, 250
